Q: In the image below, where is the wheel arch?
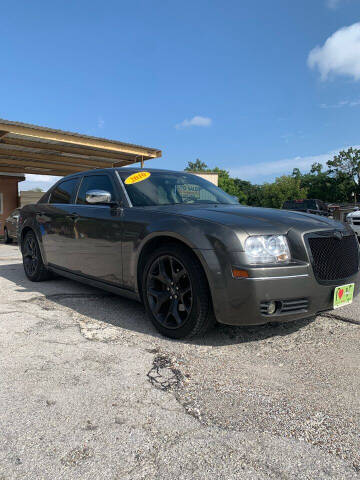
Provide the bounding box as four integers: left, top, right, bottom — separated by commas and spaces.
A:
136, 234, 213, 304
20, 226, 47, 264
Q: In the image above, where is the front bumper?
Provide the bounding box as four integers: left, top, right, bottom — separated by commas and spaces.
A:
197, 249, 360, 326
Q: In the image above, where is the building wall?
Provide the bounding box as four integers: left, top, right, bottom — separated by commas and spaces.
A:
190, 172, 219, 186
0, 175, 24, 235
20, 191, 43, 207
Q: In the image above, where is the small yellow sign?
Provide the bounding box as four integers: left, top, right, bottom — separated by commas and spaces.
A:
125, 171, 151, 185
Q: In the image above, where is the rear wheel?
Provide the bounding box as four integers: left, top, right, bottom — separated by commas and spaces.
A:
4, 228, 12, 244
142, 244, 214, 339
22, 231, 51, 282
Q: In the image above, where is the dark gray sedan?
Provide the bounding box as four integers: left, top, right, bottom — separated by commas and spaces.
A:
2, 208, 20, 244
18, 168, 360, 338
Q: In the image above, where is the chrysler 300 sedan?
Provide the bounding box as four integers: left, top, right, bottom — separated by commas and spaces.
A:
18, 168, 360, 338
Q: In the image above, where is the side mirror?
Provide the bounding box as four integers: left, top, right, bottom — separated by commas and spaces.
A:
86, 190, 112, 204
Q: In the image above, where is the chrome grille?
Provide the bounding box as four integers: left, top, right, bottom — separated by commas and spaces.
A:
308, 232, 359, 282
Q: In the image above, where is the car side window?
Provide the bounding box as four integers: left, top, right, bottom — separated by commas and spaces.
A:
76, 175, 115, 205
49, 178, 78, 204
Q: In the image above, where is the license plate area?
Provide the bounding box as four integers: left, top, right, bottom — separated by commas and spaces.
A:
333, 283, 355, 309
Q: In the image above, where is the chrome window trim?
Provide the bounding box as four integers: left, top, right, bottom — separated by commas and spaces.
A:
115, 170, 132, 207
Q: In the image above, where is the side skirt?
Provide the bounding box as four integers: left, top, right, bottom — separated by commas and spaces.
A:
48, 265, 141, 303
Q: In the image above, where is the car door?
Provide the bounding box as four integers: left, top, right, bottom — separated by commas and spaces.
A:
40, 177, 81, 270
68, 172, 124, 285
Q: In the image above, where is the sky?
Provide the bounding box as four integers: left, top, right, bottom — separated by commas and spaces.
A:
1, 0, 360, 191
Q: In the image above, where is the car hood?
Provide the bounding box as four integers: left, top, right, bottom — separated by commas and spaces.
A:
148, 204, 346, 235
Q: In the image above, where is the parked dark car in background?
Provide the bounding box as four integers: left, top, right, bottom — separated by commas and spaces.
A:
2, 208, 20, 244
18, 168, 360, 338
282, 199, 329, 216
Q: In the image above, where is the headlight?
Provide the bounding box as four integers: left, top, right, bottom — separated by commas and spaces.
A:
347, 215, 353, 224
244, 235, 291, 264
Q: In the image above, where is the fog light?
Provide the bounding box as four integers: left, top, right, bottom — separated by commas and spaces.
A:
267, 301, 277, 315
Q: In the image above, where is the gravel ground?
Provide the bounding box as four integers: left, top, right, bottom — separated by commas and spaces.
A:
0, 243, 359, 479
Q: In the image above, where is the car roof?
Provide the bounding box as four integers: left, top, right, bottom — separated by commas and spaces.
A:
55, 167, 194, 181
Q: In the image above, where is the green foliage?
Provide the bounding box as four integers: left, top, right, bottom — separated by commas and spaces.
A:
184, 159, 208, 172
211, 167, 247, 204
185, 148, 360, 207
327, 147, 360, 202
260, 176, 308, 209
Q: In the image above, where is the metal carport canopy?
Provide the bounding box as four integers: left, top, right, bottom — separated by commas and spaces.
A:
0, 119, 162, 176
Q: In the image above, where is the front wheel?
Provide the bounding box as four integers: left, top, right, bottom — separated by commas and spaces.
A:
4, 228, 12, 244
22, 231, 52, 282
142, 244, 214, 339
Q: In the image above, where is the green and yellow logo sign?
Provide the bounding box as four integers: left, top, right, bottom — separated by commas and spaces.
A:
333, 283, 355, 309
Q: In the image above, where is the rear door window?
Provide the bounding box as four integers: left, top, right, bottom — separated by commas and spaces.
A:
76, 175, 116, 205
49, 178, 78, 204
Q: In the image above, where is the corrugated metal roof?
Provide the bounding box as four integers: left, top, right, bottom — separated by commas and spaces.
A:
0, 119, 162, 177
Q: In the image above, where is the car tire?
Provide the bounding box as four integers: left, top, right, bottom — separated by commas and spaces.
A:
4, 228, 12, 244
142, 244, 214, 339
22, 231, 52, 282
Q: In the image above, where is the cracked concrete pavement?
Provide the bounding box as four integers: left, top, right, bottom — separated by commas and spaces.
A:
0, 243, 360, 479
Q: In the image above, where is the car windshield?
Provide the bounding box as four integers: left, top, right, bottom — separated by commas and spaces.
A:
118, 171, 238, 207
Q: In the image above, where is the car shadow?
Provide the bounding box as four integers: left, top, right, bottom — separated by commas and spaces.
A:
0, 262, 314, 347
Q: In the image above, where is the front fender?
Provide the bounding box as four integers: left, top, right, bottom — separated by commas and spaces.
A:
133, 214, 242, 307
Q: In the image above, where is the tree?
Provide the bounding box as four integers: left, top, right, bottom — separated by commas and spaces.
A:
327, 148, 360, 202
233, 179, 263, 206
27, 187, 44, 192
292, 168, 301, 179
183, 148, 360, 208
260, 175, 308, 209
297, 163, 330, 201
310, 162, 322, 175
185, 159, 208, 172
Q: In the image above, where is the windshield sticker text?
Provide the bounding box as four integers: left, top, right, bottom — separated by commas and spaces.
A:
125, 171, 151, 185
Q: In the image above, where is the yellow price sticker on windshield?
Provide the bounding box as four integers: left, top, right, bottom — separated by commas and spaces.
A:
125, 171, 151, 185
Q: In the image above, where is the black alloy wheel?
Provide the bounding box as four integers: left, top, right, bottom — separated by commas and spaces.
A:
142, 244, 214, 339
23, 233, 39, 277
147, 255, 193, 330
22, 231, 51, 282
